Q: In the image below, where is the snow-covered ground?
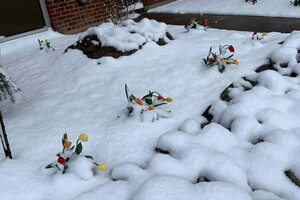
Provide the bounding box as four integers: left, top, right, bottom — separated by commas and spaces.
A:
149, 0, 300, 18
0, 18, 300, 200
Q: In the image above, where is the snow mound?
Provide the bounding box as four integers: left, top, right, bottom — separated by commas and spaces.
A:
78, 19, 171, 52
269, 31, 300, 76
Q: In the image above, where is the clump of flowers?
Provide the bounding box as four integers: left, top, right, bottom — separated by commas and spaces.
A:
252, 32, 268, 40
203, 45, 239, 73
246, 0, 257, 5
185, 13, 209, 31
45, 133, 107, 174
125, 84, 173, 122
291, 0, 300, 6
38, 39, 55, 51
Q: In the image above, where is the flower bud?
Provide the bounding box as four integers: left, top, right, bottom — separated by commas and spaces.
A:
79, 134, 89, 142
63, 141, 72, 148
98, 164, 108, 171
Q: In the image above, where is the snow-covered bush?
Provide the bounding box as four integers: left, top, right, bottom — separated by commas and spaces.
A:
185, 14, 209, 31
105, 0, 140, 25
0, 65, 19, 103
246, 0, 257, 5
38, 39, 55, 51
252, 32, 268, 40
46, 133, 107, 177
203, 45, 239, 73
291, 0, 300, 6
125, 84, 172, 122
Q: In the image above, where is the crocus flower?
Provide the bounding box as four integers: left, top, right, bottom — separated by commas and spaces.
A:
200, 12, 204, 17
98, 164, 108, 171
262, 33, 268, 37
221, 59, 227, 65
148, 105, 154, 111
191, 18, 196, 22
79, 134, 89, 142
203, 19, 209, 26
234, 59, 239, 65
166, 97, 173, 103
57, 156, 66, 166
228, 45, 235, 53
253, 32, 257, 36
135, 98, 143, 106
157, 95, 165, 101
213, 55, 217, 61
209, 58, 213, 62
63, 141, 72, 148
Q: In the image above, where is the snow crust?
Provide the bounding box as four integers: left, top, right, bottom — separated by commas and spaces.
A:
149, 0, 300, 18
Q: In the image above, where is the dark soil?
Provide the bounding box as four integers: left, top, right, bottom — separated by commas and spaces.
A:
65, 35, 138, 59
196, 176, 210, 183
201, 105, 213, 128
285, 170, 300, 188
220, 83, 234, 102
255, 63, 277, 73
155, 147, 169, 154
251, 138, 264, 145
65, 32, 174, 59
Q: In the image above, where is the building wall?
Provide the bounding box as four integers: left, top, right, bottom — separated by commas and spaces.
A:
45, 0, 170, 34
46, 0, 111, 33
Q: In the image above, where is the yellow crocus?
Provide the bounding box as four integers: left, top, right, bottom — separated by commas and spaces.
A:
221, 59, 227, 65
45, 39, 49, 45
262, 32, 268, 37
98, 164, 108, 171
79, 134, 89, 142
200, 12, 204, 17
166, 97, 173, 103
234, 59, 239, 65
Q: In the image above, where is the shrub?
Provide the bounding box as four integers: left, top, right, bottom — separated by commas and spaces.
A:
105, 0, 140, 25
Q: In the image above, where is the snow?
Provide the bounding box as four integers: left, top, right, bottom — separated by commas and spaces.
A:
149, 0, 300, 18
0, 14, 299, 200
79, 19, 169, 52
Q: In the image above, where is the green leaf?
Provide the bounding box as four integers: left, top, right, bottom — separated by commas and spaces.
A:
85, 155, 94, 160
62, 133, 68, 146
75, 142, 83, 155
203, 59, 207, 65
45, 163, 54, 169
145, 98, 153, 105
219, 65, 226, 73
227, 54, 234, 59
142, 93, 152, 100
154, 103, 167, 107
125, 84, 130, 101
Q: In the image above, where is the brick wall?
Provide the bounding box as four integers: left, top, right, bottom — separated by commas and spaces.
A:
46, 0, 110, 33
45, 0, 170, 34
